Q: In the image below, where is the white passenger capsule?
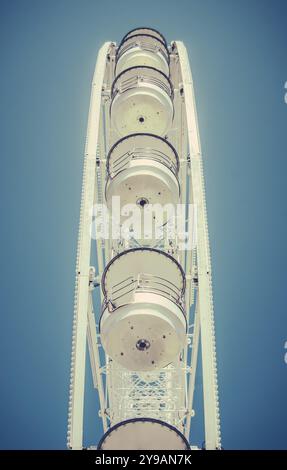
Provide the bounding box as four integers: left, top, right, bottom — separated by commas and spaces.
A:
105, 133, 180, 210
97, 418, 190, 450
110, 66, 174, 137
100, 248, 187, 371
116, 27, 169, 76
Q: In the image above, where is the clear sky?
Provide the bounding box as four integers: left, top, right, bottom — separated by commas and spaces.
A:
0, 0, 287, 450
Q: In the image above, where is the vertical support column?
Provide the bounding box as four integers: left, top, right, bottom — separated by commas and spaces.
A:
185, 301, 200, 439
87, 293, 108, 432
67, 43, 111, 450
176, 41, 221, 449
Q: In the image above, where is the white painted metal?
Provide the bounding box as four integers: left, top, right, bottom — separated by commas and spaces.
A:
176, 41, 221, 449
67, 42, 112, 450
105, 133, 180, 211
122, 28, 168, 45
111, 66, 173, 137
98, 418, 189, 450
106, 359, 186, 428
185, 301, 200, 439
68, 31, 221, 451
117, 48, 169, 76
106, 160, 179, 207
100, 248, 186, 370
100, 291, 187, 370
87, 291, 108, 432
102, 248, 185, 296
116, 37, 169, 76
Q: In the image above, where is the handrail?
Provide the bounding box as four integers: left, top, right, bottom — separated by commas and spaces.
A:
102, 272, 185, 313
115, 74, 171, 99
111, 66, 173, 102
116, 34, 169, 66
120, 27, 168, 48
108, 147, 178, 178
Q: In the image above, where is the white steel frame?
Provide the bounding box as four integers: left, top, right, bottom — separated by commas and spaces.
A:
67, 39, 221, 450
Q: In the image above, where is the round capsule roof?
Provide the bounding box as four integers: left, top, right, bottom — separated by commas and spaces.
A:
98, 418, 190, 450
120, 27, 168, 48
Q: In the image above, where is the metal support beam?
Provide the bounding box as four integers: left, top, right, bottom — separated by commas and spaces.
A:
87, 293, 108, 432
176, 41, 221, 449
67, 42, 111, 450
185, 299, 200, 439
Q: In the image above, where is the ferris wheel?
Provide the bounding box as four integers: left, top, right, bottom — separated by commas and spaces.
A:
67, 28, 221, 450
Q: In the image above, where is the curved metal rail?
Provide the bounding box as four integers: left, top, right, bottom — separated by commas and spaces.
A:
111, 66, 173, 101
116, 34, 169, 66
102, 272, 185, 313
108, 147, 178, 178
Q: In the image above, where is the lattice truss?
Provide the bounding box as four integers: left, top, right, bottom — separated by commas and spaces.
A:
67, 39, 221, 450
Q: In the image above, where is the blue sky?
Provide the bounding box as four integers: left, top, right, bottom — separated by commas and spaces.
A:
0, 0, 287, 449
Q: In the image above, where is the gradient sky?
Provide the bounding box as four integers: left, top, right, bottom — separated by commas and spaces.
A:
0, 0, 287, 450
